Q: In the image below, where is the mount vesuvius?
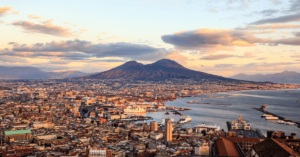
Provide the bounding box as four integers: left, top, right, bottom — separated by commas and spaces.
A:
84, 59, 237, 81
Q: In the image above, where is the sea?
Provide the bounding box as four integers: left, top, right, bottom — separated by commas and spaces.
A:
145, 88, 300, 138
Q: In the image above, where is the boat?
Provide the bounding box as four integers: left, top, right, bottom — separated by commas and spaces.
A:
296, 100, 300, 102
194, 124, 221, 131
286, 122, 296, 125
165, 112, 169, 115
159, 118, 174, 125
178, 115, 192, 124
261, 114, 272, 117
285, 91, 290, 92
265, 116, 278, 120
277, 120, 285, 124
123, 106, 146, 113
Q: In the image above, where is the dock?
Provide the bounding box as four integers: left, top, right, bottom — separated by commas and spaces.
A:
253, 107, 300, 128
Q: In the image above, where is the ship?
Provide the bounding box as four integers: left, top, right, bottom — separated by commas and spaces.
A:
178, 115, 192, 124
194, 123, 221, 131
285, 122, 296, 125
265, 116, 278, 120
261, 114, 272, 118
123, 106, 146, 113
277, 120, 285, 124
159, 118, 174, 125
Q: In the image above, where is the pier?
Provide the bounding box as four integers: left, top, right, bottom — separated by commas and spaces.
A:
253, 107, 300, 128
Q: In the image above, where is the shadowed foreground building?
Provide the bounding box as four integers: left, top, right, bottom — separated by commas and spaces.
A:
248, 138, 300, 157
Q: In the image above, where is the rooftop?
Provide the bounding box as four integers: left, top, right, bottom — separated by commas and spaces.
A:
5, 130, 31, 135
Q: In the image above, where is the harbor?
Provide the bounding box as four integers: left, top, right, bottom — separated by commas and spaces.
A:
253, 104, 300, 128
145, 89, 300, 138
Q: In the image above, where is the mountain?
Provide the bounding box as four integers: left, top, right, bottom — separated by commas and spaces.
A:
231, 71, 300, 84
0, 66, 88, 79
85, 59, 235, 81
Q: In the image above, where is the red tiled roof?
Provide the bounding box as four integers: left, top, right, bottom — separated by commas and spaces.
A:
253, 138, 300, 157
216, 137, 240, 157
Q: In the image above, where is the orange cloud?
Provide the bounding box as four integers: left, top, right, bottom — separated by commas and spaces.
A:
0, 6, 19, 17
244, 52, 254, 58
12, 20, 76, 37
27, 14, 41, 19
162, 28, 272, 53
167, 52, 188, 65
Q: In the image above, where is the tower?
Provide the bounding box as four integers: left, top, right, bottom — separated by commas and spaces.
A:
238, 115, 242, 123
165, 118, 172, 144
150, 121, 158, 131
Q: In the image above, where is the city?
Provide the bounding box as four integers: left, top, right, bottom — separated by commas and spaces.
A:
1, 0, 300, 156
0, 78, 299, 156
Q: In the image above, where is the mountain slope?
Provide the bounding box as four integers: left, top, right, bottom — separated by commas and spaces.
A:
231, 71, 300, 83
86, 59, 234, 81
0, 66, 88, 79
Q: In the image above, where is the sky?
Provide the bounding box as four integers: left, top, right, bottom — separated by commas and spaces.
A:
1, 0, 300, 77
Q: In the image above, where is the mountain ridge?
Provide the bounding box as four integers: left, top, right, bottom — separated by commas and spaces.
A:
231, 71, 300, 83
85, 59, 235, 81
0, 66, 88, 79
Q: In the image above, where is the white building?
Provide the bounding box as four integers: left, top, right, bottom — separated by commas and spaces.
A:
89, 147, 106, 156
150, 133, 163, 140
195, 143, 210, 156
231, 115, 251, 130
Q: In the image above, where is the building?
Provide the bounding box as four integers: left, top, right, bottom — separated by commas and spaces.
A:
89, 147, 106, 157
195, 143, 210, 156
249, 138, 300, 157
32, 122, 54, 129
150, 121, 158, 132
0, 90, 3, 98
226, 115, 264, 138
165, 118, 172, 144
150, 133, 163, 140
4, 130, 33, 143
230, 115, 251, 130
214, 137, 260, 157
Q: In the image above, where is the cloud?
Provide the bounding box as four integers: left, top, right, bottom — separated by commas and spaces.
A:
200, 52, 255, 60
162, 28, 300, 53
214, 64, 235, 68
0, 6, 19, 17
250, 30, 276, 34
294, 32, 300, 37
161, 28, 271, 53
166, 51, 188, 65
291, 54, 300, 58
250, 13, 300, 25
198, 61, 300, 76
0, 39, 171, 61
8, 42, 17, 45
272, 37, 300, 46
11, 20, 77, 37
259, 9, 278, 16
244, 24, 300, 29
244, 52, 254, 58
200, 54, 235, 60
27, 14, 41, 19
0, 56, 27, 63
256, 57, 267, 60
211, 8, 217, 12
288, 0, 300, 13
131, 0, 197, 9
